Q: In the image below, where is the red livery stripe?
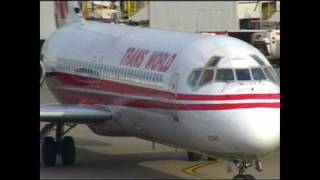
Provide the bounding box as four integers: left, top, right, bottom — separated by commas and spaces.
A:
175, 103, 280, 110
126, 100, 280, 110
176, 94, 280, 100
54, 72, 280, 101
54, 86, 280, 111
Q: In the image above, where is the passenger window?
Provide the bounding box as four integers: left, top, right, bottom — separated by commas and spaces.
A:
119, 69, 122, 76
216, 69, 234, 81
126, 69, 130, 80
154, 74, 157, 82
123, 69, 126, 79
118, 68, 122, 78
106, 66, 109, 74
141, 71, 145, 81
236, 69, 251, 81
147, 73, 152, 81
156, 74, 161, 82
251, 68, 266, 80
105, 66, 108, 76
154, 74, 158, 82
111, 67, 115, 77
133, 70, 138, 79
199, 69, 214, 86
144, 72, 148, 81
188, 70, 201, 87
113, 67, 117, 76
122, 69, 126, 80
129, 69, 133, 78
151, 74, 155, 82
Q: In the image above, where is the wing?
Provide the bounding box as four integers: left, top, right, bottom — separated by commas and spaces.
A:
40, 104, 112, 124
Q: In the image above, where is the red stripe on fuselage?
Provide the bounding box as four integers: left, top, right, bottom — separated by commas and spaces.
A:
53, 72, 280, 101
176, 93, 280, 100
53, 87, 280, 110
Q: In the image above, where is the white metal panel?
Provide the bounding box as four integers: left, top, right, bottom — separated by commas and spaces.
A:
267, 12, 280, 23
150, 1, 238, 32
277, 1, 280, 11
237, 1, 261, 19
130, 5, 149, 21
40, 1, 56, 40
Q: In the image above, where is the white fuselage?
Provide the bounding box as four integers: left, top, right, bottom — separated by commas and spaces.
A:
41, 21, 280, 161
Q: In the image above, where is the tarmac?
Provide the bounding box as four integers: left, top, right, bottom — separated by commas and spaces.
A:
40, 68, 280, 179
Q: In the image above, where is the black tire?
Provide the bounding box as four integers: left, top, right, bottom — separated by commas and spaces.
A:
61, 136, 76, 166
187, 152, 202, 161
245, 175, 256, 180
233, 174, 246, 180
42, 137, 57, 166
233, 174, 256, 180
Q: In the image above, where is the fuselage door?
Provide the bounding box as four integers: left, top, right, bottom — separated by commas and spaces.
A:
168, 73, 180, 122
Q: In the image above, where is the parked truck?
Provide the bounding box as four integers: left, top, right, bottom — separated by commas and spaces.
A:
251, 30, 280, 63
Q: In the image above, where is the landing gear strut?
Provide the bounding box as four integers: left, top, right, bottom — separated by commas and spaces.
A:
232, 160, 262, 180
41, 123, 76, 166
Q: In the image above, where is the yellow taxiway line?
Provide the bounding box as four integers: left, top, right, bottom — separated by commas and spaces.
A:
182, 161, 219, 179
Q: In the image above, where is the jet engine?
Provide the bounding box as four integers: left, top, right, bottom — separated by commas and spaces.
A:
40, 60, 46, 86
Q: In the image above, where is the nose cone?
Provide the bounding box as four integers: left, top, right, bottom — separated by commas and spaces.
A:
229, 108, 280, 157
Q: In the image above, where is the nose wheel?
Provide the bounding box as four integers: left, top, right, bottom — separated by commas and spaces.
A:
233, 174, 256, 180
41, 123, 77, 166
231, 160, 262, 180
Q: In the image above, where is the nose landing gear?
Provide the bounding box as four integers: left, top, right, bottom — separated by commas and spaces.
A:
232, 160, 262, 180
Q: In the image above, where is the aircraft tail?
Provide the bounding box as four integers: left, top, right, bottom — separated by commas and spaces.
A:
54, 1, 85, 28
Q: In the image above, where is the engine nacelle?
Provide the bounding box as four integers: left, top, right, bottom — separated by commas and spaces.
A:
40, 60, 46, 86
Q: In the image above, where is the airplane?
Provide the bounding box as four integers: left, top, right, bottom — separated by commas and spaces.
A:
40, 2, 280, 180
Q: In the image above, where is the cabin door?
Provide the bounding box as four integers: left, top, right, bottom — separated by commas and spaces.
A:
168, 73, 180, 122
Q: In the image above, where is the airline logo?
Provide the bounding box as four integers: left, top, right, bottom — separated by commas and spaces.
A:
120, 47, 177, 72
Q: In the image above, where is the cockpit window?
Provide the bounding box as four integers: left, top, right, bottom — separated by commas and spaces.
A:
269, 67, 280, 83
264, 66, 279, 83
216, 69, 234, 81
207, 56, 222, 67
235, 69, 251, 81
199, 69, 214, 86
250, 54, 266, 66
251, 68, 267, 80
188, 70, 201, 87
